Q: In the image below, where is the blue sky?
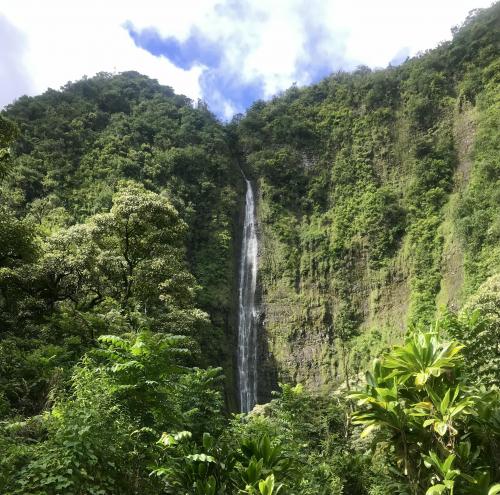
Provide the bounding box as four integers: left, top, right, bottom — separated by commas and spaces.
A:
0, 0, 494, 119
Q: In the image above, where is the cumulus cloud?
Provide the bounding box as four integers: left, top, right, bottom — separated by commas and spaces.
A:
0, 0, 494, 118
126, 0, 356, 117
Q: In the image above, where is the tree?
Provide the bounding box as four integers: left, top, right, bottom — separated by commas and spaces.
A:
0, 182, 208, 417
23, 181, 206, 338
0, 116, 19, 181
447, 274, 500, 387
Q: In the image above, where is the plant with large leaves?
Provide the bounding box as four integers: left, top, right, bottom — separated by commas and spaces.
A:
350, 319, 500, 495
153, 431, 289, 494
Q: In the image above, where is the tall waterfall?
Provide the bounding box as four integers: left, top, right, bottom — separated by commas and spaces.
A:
237, 178, 258, 413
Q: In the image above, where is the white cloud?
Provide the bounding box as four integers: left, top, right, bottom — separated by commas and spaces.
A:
324, 0, 495, 68
222, 0, 308, 96
0, 0, 495, 113
0, 0, 208, 105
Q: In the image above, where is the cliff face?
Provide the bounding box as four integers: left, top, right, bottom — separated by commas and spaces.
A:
237, 4, 500, 396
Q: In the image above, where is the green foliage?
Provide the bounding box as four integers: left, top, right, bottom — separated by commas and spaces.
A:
2, 70, 241, 405
226, 384, 367, 494
0, 116, 19, 180
0, 205, 37, 268
150, 382, 370, 494
0, 330, 225, 494
154, 430, 225, 494
153, 430, 289, 494
0, 182, 208, 416
234, 2, 500, 389
456, 63, 500, 292
445, 274, 500, 387
350, 317, 500, 495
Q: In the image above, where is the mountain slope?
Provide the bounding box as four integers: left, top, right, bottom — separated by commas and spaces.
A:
0, 5, 498, 409
235, 3, 500, 396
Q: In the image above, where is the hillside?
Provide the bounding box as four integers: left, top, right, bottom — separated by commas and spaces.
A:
1, 73, 243, 410
236, 4, 500, 397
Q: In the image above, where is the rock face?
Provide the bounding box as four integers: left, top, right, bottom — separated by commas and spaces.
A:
253, 105, 477, 396
256, 218, 412, 394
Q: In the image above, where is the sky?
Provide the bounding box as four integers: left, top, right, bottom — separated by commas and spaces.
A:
0, 0, 494, 120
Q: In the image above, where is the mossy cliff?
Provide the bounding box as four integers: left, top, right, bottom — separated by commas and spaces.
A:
236, 4, 500, 397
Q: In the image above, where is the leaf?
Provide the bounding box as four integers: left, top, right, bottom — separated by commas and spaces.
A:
157, 430, 191, 446
186, 453, 216, 463
440, 389, 451, 415
259, 474, 275, 495
205, 476, 217, 495
416, 372, 430, 387
111, 360, 144, 373
174, 431, 192, 442
443, 479, 455, 489
489, 484, 500, 495
366, 370, 377, 388
426, 484, 447, 495
197, 462, 207, 477
375, 387, 398, 401
260, 435, 271, 463
157, 432, 176, 447
442, 454, 455, 474
202, 432, 214, 450
434, 421, 448, 436
360, 423, 377, 438
151, 467, 172, 477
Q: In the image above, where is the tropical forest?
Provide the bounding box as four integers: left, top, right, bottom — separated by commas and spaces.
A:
0, 3, 499, 494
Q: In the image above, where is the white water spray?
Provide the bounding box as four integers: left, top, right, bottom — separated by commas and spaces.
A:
237, 178, 258, 413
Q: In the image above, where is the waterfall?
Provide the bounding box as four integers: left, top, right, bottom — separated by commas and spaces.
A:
237, 178, 258, 413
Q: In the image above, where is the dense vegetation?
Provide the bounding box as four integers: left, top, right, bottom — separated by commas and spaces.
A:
0, 73, 242, 414
0, 3, 498, 494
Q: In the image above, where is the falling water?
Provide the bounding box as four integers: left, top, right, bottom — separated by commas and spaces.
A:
237, 178, 258, 413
